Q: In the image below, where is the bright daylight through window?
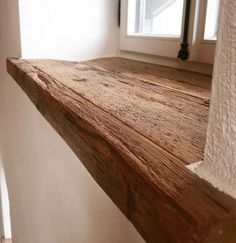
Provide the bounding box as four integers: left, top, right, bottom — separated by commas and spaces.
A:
204, 0, 220, 40
128, 0, 185, 38
121, 0, 221, 63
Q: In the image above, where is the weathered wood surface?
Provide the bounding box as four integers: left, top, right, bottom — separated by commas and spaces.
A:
7, 57, 236, 243
11, 58, 210, 164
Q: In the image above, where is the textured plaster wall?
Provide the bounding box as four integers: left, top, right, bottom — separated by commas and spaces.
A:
0, 1, 144, 243
193, 0, 236, 198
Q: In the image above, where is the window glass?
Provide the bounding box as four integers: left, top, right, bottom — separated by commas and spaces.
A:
128, 0, 185, 38
204, 0, 220, 40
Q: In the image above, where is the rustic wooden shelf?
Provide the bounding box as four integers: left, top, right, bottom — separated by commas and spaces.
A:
7, 57, 236, 243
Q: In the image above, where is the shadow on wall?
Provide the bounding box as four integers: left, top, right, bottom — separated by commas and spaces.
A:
0, 0, 22, 241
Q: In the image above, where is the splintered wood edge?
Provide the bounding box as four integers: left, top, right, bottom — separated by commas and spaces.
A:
7, 58, 236, 243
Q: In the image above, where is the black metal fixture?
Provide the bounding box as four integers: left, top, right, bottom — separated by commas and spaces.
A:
118, 0, 121, 27
177, 0, 191, 60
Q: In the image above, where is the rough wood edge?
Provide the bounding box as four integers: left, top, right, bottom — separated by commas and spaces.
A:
6, 58, 236, 243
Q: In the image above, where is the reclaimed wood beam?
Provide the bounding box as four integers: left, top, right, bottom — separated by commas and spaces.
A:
7, 57, 236, 243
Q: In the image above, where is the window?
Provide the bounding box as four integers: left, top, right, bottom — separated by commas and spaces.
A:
204, 0, 220, 40
120, 0, 220, 64
128, 0, 185, 38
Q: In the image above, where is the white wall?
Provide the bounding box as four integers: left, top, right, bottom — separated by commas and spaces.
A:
19, 0, 119, 60
190, 0, 236, 198
0, 159, 12, 239
0, 0, 144, 243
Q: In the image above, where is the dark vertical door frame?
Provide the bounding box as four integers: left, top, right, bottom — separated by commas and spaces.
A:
178, 0, 192, 60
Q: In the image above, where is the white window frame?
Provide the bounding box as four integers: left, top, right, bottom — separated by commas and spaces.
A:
189, 0, 216, 64
120, 0, 218, 64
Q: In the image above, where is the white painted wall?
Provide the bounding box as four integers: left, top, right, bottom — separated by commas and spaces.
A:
0, 159, 12, 239
191, 0, 236, 198
0, 0, 22, 239
0, 0, 144, 243
19, 0, 119, 60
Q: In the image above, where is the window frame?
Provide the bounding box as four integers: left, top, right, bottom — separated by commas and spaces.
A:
191, 0, 217, 63
120, 0, 218, 64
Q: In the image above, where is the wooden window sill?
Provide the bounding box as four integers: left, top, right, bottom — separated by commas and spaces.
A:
7, 57, 236, 243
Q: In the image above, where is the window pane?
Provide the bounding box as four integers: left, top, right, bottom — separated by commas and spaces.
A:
204, 0, 220, 40
128, 0, 184, 38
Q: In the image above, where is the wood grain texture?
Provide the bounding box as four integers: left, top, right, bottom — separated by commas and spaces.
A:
13, 58, 210, 164
7, 57, 236, 243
